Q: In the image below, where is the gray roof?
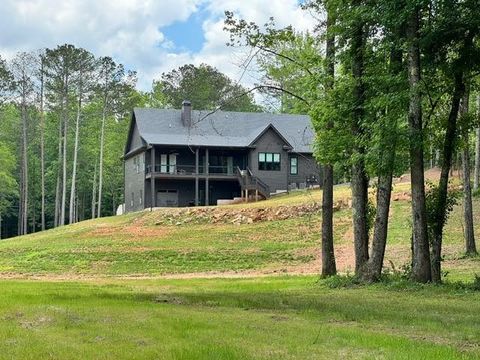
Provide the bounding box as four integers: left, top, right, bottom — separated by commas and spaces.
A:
133, 108, 314, 153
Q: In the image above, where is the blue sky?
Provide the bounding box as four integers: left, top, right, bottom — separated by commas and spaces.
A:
0, 0, 315, 92
162, 5, 210, 53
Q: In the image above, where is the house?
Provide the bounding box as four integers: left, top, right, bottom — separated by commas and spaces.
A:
123, 101, 321, 212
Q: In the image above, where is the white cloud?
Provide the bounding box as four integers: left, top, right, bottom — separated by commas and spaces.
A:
0, 0, 317, 95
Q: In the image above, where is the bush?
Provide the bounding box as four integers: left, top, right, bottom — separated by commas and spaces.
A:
322, 274, 361, 288
472, 274, 480, 291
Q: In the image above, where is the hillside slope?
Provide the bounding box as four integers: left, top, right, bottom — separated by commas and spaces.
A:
0, 184, 478, 281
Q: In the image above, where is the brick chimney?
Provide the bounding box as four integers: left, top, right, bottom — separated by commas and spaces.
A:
181, 100, 192, 127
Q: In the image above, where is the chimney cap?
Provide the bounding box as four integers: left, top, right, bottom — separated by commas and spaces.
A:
182, 100, 191, 106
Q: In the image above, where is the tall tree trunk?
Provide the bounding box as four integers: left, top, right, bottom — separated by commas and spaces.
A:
322, 165, 336, 276
39, 58, 46, 231
321, 2, 337, 277
54, 122, 62, 228
351, 0, 369, 273
474, 95, 480, 191
407, 7, 431, 283
60, 72, 69, 226
460, 90, 477, 255
359, 44, 403, 282
92, 161, 97, 219
69, 76, 83, 225
20, 84, 29, 235
97, 100, 107, 218
431, 73, 464, 283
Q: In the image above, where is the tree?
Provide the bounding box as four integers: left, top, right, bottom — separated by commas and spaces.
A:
0, 58, 15, 239
459, 87, 477, 255
321, 1, 337, 277
10, 52, 36, 235
96, 57, 132, 218
37, 54, 46, 231
157, 64, 260, 112
405, 2, 431, 283
0, 142, 17, 239
474, 94, 480, 191
69, 49, 95, 224
44, 44, 78, 227
358, 0, 409, 282
424, 0, 480, 282
348, 0, 370, 273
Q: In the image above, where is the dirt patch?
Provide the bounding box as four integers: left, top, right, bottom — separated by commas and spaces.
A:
396, 167, 443, 184
146, 202, 349, 226
87, 225, 171, 238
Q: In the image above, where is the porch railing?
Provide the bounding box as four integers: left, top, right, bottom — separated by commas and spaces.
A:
146, 164, 235, 175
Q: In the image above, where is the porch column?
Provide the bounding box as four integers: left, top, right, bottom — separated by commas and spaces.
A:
195, 148, 199, 206
150, 147, 155, 209
205, 148, 209, 206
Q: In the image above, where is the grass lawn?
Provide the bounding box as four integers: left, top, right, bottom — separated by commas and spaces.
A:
0, 187, 477, 281
0, 276, 478, 359
0, 180, 478, 359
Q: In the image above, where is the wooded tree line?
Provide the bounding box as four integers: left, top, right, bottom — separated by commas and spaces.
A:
225, 0, 479, 283
0, 46, 257, 239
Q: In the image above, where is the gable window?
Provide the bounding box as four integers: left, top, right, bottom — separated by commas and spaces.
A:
290, 157, 298, 175
258, 152, 281, 171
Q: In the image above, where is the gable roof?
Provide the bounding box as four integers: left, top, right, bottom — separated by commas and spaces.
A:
131, 108, 314, 153
248, 123, 293, 149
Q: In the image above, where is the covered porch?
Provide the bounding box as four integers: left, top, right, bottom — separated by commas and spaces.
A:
145, 178, 241, 207
145, 145, 247, 207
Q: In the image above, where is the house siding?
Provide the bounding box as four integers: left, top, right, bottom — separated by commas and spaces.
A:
124, 152, 145, 212
287, 153, 322, 186
130, 122, 144, 150
249, 128, 289, 192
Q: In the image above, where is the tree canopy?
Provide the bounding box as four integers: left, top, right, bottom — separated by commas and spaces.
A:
155, 63, 261, 112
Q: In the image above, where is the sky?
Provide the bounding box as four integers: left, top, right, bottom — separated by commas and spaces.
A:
0, 0, 316, 94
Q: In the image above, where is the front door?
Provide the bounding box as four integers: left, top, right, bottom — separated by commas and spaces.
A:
156, 190, 178, 207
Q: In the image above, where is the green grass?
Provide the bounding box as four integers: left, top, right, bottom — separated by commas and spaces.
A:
0, 184, 479, 358
0, 187, 478, 281
0, 276, 477, 359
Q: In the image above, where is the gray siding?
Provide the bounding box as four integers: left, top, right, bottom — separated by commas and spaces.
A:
287, 153, 322, 186
248, 128, 289, 192
124, 152, 145, 212
130, 123, 144, 150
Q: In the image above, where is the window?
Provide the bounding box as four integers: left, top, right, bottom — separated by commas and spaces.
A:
290, 157, 298, 175
139, 190, 143, 205
258, 152, 281, 171
131, 192, 134, 207
159, 154, 177, 173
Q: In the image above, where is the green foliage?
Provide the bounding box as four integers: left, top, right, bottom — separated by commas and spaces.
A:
473, 188, 480, 198
157, 63, 260, 111
0, 141, 17, 215
425, 181, 461, 244
366, 198, 376, 234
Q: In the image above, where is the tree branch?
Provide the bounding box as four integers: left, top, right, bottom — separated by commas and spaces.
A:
195, 85, 309, 124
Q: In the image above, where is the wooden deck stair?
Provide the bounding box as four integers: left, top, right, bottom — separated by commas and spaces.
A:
236, 167, 271, 201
